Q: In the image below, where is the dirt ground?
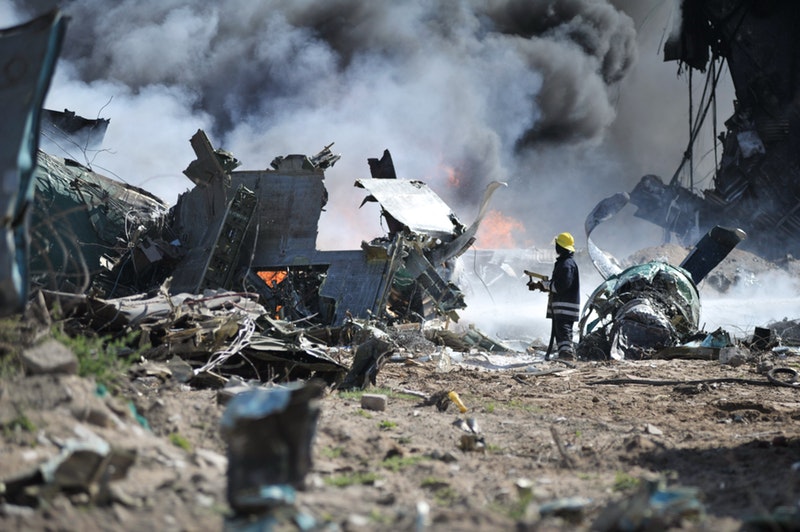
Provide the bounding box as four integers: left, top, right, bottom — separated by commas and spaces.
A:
1, 342, 799, 531
1, 246, 799, 531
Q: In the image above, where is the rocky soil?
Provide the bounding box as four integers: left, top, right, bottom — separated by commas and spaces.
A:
2, 330, 800, 531
0, 245, 799, 531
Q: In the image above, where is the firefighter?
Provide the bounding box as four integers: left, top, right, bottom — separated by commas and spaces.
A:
529, 232, 580, 360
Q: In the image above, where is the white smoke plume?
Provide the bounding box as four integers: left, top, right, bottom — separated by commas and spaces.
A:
5, 0, 640, 251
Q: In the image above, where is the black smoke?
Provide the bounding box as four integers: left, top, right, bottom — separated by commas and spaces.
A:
6, 0, 641, 249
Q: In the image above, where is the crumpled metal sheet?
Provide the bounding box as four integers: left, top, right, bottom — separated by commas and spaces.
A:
31, 151, 169, 295
0, 11, 66, 316
584, 192, 628, 279
578, 261, 700, 360
609, 298, 675, 360
355, 178, 465, 238
42, 287, 347, 383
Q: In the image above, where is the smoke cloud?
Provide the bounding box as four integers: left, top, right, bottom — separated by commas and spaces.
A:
5, 0, 645, 251
7, 1, 794, 341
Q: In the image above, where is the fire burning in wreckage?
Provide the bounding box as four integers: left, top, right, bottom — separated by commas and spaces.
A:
12, 116, 756, 367
2, 5, 798, 385
26, 132, 507, 330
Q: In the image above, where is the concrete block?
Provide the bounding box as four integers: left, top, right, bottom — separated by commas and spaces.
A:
360, 393, 387, 411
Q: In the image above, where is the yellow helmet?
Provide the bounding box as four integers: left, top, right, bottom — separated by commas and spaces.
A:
555, 232, 575, 252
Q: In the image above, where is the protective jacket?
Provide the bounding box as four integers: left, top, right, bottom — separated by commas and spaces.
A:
545, 251, 580, 320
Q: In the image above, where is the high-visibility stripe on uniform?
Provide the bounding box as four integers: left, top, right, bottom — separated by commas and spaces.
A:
550, 301, 580, 319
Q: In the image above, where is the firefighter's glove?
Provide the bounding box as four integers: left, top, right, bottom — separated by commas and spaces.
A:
528, 281, 545, 291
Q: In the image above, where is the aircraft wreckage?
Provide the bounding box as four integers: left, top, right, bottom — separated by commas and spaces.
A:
19, 121, 511, 376
628, 0, 800, 261
2, 10, 509, 332
30, 132, 504, 328
577, 192, 746, 360
0, 9, 775, 381
1, 10, 515, 387
3, 13, 512, 387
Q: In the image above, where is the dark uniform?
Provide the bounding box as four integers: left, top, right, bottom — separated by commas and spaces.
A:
545, 249, 580, 359
529, 232, 580, 360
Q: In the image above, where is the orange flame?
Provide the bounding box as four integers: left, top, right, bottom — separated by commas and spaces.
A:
474, 210, 527, 249
257, 270, 288, 287
444, 165, 461, 187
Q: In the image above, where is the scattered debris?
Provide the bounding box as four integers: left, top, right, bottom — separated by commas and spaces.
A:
39, 288, 349, 386
220, 380, 324, 515
539, 496, 592, 522
360, 393, 387, 412
447, 391, 468, 413
719, 345, 749, 367
416, 389, 466, 412
2, 426, 135, 507
454, 416, 484, 453
593, 477, 704, 531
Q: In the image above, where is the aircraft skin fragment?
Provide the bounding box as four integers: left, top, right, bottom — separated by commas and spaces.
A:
355, 178, 465, 238
41, 108, 109, 153
0, 10, 66, 315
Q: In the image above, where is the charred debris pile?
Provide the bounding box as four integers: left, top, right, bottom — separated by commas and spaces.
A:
4, 8, 800, 390
23, 129, 800, 383
0, 11, 512, 389
0, 4, 508, 388
12, 108, 800, 387
23, 126, 513, 389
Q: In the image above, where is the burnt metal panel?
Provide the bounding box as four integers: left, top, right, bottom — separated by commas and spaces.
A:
234, 170, 327, 264
317, 247, 397, 326
171, 184, 257, 293
245, 244, 398, 327
355, 178, 463, 238
183, 129, 236, 188
41, 109, 109, 152
199, 185, 257, 291
368, 149, 397, 179
680, 226, 747, 284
